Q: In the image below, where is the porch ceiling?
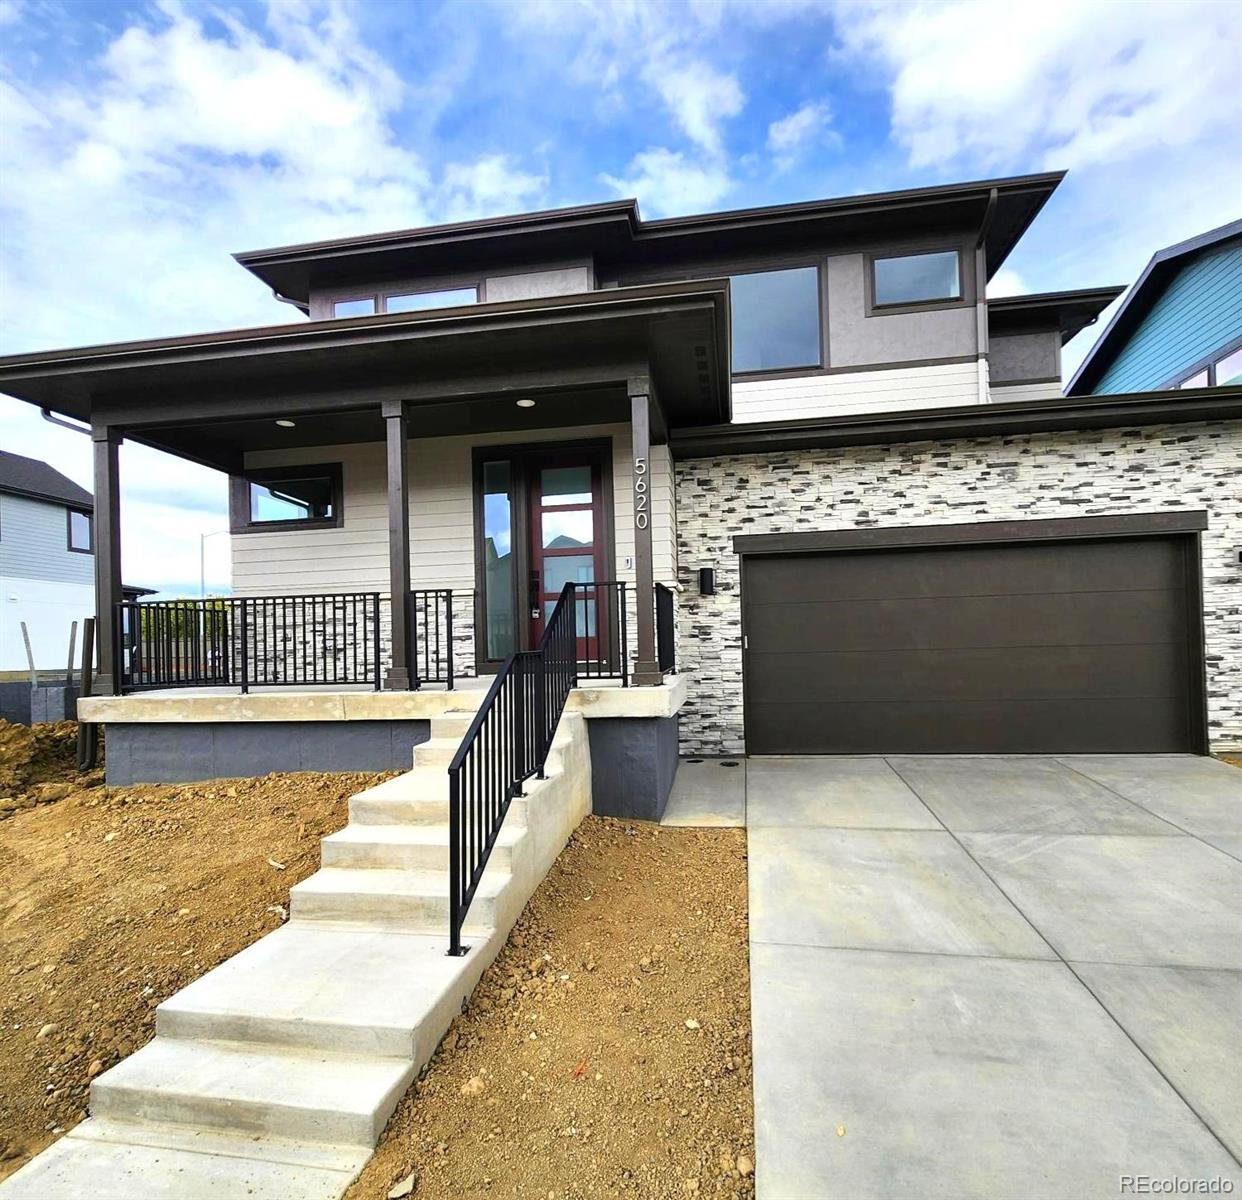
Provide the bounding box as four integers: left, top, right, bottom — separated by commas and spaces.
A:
0, 282, 728, 474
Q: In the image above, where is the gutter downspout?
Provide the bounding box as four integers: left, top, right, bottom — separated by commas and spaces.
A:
272, 289, 310, 316
41, 408, 92, 436
974, 187, 998, 404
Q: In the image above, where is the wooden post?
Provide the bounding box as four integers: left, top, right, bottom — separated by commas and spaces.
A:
91, 424, 123, 695
383, 399, 412, 690
629, 381, 663, 686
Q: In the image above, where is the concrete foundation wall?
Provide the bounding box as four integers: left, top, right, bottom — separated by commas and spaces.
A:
105, 720, 431, 786
586, 715, 680, 822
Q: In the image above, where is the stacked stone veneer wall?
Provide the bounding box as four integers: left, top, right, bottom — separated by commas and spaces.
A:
674, 420, 1242, 754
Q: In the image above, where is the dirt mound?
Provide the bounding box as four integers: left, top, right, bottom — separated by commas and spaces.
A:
0, 721, 93, 818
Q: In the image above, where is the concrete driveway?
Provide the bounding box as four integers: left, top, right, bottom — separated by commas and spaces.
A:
746, 754, 1242, 1200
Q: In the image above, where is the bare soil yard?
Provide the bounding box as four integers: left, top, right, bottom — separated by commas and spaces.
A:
347, 817, 754, 1200
0, 722, 387, 1179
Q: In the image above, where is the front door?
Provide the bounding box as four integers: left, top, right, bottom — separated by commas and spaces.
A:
527, 451, 605, 654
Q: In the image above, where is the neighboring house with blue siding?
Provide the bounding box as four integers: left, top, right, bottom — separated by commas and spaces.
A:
0, 449, 95, 672
1067, 220, 1242, 395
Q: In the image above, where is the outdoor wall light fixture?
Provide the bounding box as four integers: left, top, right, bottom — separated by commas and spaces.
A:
275, 419, 296, 428
515, 399, 536, 409
698, 567, 716, 595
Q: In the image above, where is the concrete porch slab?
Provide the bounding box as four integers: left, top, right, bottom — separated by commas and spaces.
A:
747, 756, 941, 829
887, 755, 1181, 835
747, 827, 1053, 959
1072, 962, 1242, 1161
1058, 755, 1242, 860
962, 833, 1242, 968
661, 758, 745, 826
749, 943, 1242, 1200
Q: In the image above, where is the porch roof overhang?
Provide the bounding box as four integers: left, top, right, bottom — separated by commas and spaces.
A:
986, 287, 1125, 345
668, 385, 1242, 458
0, 281, 731, 474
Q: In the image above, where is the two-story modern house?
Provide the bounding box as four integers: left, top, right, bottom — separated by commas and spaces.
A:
0, 169, 1238, 778
1068, 219, 1242, 396
0, 448, 95, 674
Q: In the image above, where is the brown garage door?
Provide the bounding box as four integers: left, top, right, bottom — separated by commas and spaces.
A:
742, 537, 1201, 754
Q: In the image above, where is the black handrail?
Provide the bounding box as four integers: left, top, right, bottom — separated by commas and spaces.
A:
446, 581, 579, 956
409, 589, 456, 690
117, 593, 383, 693
655, 582, 676, 674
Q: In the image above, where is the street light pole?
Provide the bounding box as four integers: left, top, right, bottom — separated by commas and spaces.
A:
200, 529, 229, 599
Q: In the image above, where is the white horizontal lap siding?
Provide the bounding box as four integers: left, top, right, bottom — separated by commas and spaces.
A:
234, 423, 670, 598
732, 360, 982, 423
990, 380, 1064, 403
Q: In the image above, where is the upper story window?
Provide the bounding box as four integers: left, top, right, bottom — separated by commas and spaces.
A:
385, 287, 477, 312
1174, 344, 1242, 389
230, 464, 343, 533
730, 266, 822, 374
67, 508, 92, 553
332, 287, 478, 319
871, 249, 962, 309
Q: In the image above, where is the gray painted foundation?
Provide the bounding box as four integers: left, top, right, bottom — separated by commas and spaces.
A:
0, 682, 78, 726
104, 720, 431, 786
586, 715, 680, 822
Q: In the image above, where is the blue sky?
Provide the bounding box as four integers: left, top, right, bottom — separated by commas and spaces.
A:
2, 0, 1240, 594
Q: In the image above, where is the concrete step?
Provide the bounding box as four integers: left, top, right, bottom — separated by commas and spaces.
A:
289, 867, 508, 930
428, 710, 478, 741
89, 1037, 413, 1147
0, 1117, 369, 1200
156, 924, 479, 1057
322, 821, 522, 871
411, 736, 460, 769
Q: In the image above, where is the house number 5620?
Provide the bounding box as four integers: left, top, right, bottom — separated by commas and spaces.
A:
633, 456, 649, 529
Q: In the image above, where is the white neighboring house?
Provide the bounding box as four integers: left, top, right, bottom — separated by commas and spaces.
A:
0, 449, 97, 673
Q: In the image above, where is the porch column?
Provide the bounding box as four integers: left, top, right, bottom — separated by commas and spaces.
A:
629, 379, 663, 686
383, 399, 412, 690
91, 423, 123, 695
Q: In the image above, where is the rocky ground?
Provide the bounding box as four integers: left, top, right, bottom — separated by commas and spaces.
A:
347, 817, 754, 1200
0, 720, 92, 819
0, 727, 390, 1180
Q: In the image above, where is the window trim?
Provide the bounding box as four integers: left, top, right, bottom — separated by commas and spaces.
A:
865, 245, 969, 317
382, 285, 479, 313
228, 462, 344, 534
322, 274, 485, 320
728, 261, 827, 379
66, 507, 93, 554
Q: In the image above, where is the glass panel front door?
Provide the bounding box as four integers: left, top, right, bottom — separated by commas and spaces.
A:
481, 461, 515, 660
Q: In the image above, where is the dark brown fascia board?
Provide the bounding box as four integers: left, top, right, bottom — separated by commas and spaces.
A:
670, 384, 1242, 458
233, 199, 641, 267
235, 171, 1066, 297
0, 279, 727, 380
987, 286, 1125, 343
732, 509, 1209, 556
1067, 218, 1242, 395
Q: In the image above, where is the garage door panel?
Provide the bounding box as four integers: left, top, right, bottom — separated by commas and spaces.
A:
746, 642, 1189, 704
743, 534, 1197, 754
745, 589, 1187, 654
743, 540, 1185, 606
746, 698, 1191, 755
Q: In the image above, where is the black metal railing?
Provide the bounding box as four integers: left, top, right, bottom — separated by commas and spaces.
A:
575, 580, 628, 683
118, 593, 383, 693
447, 582, 579, 956
655, 582, 676, 674
408, 589, 456, 690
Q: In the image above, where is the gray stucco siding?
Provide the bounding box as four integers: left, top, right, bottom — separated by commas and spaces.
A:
674, 420, 1242, 755
0, 492, 93, 584
990, 329, 1061, 384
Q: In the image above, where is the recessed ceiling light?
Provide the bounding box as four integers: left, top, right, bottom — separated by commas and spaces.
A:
515, 399, 536, 409
275, 419, 296, 428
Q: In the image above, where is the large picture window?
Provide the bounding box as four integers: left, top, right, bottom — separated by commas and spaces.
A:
871, 249, 962, 308
229, 464, 343, 533
730, 266, 822, 374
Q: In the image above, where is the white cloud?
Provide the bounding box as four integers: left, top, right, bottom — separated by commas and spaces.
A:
986, 267, 1029, 299
834, 0, 1242, 172
647, 59, 743, 157
600, 147, 733, 217
767, 100, 840, 170
0, 0, 549, 595
0, 0, 22, 26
